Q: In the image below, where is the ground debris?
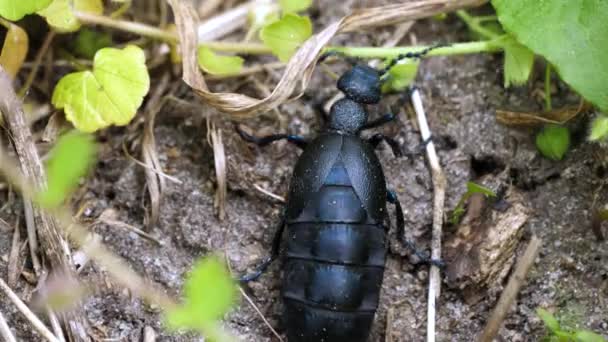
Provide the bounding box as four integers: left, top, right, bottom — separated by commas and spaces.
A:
444, 187, 530, 304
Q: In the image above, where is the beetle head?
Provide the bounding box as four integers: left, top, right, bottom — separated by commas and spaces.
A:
337, 64, 381, 104
329, 98, 368, 133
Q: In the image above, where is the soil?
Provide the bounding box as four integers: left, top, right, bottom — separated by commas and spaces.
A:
1, 1, 607, 342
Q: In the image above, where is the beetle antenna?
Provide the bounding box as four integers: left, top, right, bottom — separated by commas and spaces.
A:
317, 50, 361, 66
379, 43, 447, 77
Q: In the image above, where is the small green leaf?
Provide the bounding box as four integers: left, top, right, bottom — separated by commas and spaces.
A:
197, 46, 244, 76
589, 115, 608, 141
466, 181, 496, 197
537, 308, 561, 333
260, 13, 312, 62
535, 124, 570, 161
502, 35, 535, 87
574, 330, 607, 342
381, 60, 419, 93
72, 28, 112, 59
52, 45, 150, 132
0, 0, 51, 21
37, 131, 96, 208
166, 256, 237, 333
279, 0, 312, 13
38, 0, 102, 32
492, 0, 608, 111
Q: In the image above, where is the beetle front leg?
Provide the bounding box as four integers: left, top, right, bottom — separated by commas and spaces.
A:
239, 212, 287, 283
386, 189, 445, 268
367, 133, 403, 157
236, 125, 308, 150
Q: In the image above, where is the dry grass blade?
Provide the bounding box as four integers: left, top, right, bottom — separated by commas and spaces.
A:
0, 66, 89, 341
496, 101, 592, 127
207, 121, 227, 220
0, 217, 10, 232
0, 277, 60, 342
168, 0, 487, 118
8, 219, 21, 287
0, 309, 17, 342
142, 74, 170, 228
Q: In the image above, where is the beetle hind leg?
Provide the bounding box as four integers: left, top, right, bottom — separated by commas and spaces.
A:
236, 124, 308, 149
386, 189, 445, 268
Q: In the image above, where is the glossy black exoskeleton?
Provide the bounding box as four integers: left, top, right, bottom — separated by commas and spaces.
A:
238, 48, 441, 342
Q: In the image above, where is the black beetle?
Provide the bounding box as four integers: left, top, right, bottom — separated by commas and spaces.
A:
238, 48, 441, 342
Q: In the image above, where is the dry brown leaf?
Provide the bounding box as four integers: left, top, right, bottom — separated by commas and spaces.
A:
496, 101, 592, 127
168, 0, 487, 119
0, 21, 28, 79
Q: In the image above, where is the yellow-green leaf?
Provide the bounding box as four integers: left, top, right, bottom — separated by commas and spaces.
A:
279, 0, 312, 13
536, 308, 561, 333
381, 59, 419, 93
37, 131, 96, 208
52, 45, 150, 132
0, 0, 51, 21
502, 35, 534, 87
260, 13, 312, 62
0, 22, 29, 78
197, 46, 243, 76
590, 115, 608, 141
166, 256, 237, 336
38, 0, 102, 32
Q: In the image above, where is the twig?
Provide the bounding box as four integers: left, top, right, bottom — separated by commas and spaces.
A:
0, 309, 16, 342
18, 31, 55, 97
477, 236, 542, 342
8, 218, 21, 287
411, 88, 446, 342
239, 287, 284, 342
0, 277, 60, 342
0, 66, 89, 340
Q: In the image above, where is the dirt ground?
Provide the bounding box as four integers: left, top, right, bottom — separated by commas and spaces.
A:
1, 1, 608, 341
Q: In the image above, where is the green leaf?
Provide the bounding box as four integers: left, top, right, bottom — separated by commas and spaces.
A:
279, 0, 312, 13
492, 0, 608, 111
166, 256, 237, 332
466, 181, 496, 197
574, 330, 607, 342
589, 115, 608, 141
381, 60, 419, 93
502, 35, 534, 87
72, 28, 112, 59
197, 46, 244, 76
52, 45, 150, 132
535, 124, 570, 161
0, 0, 51, 21
37, 131, 96, 208
537, 308, 561, 333
260, 13, 312, 62
38, 0, 103, 32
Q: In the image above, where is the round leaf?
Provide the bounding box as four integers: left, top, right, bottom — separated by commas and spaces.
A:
502, 35, 534, 87
0, 0, 51, 21
0, 22, 29, 79
38, 0, 102, 32
197, 46, 244, 76
52, 45, 150, 132
37, 131, 96, 208
279, 0, 312, 13
589, 115, 608, 141
72, 28, 112, 59
260, 13, 312, 62
381, 60, 419, 93
166, 256, 237, 331
535, 124, 570, 161
536, 308, 561, 333
492, 0, 608, 111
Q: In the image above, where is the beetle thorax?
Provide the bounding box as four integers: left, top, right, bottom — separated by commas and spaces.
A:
329, 98, 368, 134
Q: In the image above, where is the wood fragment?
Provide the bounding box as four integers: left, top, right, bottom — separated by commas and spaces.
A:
7, 219, 20, 287
411, 88, 446, 342
0, 309, 17, 342
477, 236, 542, 342
0, 66, 89, 340
142, 326, 156, 342
0, 277, 60, 342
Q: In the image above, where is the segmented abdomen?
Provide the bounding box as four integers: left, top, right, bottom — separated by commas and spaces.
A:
283, 158, 387, 342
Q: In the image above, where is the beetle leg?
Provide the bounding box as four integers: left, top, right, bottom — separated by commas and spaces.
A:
367, 133, 403, 157
236, 125, 307, 149
239, 213, 287, 283
359, 112, 396, 131
386, 189, 445, 268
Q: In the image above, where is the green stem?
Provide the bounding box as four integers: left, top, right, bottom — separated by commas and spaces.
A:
326, 37, 506, 59
456, 10, 499, 40
544, 63, 552, 111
